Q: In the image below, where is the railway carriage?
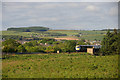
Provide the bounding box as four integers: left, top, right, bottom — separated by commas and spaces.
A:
75, 45, 101, 54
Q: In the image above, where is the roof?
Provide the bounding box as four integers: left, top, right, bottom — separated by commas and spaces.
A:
79, 45, 101, 49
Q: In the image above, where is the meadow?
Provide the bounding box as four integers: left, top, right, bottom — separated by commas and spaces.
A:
2, 53, 118, 78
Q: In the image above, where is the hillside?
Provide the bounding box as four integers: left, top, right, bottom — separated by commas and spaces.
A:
7, 26, 49, 32
2, 30, 107, 41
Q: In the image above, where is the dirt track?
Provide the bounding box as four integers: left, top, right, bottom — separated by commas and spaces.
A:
54, 37, 79, 40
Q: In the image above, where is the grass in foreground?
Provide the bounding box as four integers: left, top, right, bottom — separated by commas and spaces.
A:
2, 53, 118, 78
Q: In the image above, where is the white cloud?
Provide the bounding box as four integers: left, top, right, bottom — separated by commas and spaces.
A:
34, 3, 80, 10
64, 3, 79, 7
109, 6, 118, 16
85, 5, 98, 11
3, 3, 30, 12
34, 3, 57, 9
41, 17, 59, 21
29, 17, 59, 22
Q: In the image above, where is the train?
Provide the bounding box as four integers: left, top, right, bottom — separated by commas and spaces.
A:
75, 45, 101, 52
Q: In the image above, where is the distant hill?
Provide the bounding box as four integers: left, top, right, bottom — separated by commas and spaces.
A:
7, 26, 49, 32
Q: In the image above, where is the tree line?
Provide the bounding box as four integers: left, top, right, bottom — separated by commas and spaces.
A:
7, 26, 49, 32
2, 38, 88, 53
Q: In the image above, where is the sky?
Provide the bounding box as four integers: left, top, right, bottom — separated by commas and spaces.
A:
0, 2, 1, 31
2, 0, 119, 2
2, 2, 118, 30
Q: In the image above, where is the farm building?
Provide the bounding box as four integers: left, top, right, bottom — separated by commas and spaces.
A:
76, 45, 101, 55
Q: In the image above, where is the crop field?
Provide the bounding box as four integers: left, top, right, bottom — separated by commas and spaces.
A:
2, 53, 118, 78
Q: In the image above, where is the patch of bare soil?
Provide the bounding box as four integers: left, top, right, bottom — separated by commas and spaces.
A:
54, 37, 79, 40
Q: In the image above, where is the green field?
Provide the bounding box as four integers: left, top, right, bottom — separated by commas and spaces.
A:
48, 30, 106, 36
1, 30, 107, 41
2, 53, 118, 78
2, 31, 40, 37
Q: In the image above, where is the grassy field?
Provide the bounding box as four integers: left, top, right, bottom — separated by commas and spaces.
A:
48, 30, 106, 41
2, 31, 40, 37
1, 30, 107, 41
2, 53, 118, 78
48, 30, 106, 36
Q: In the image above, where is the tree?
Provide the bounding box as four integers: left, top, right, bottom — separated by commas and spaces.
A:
25, 46, 45, 53
2, 45, 17, 53
77, 41, 86, 45
52, 44, 62, 53
17, 45, 26, 53
2, 39, 21, 53
100, 30, 120, 55
23, 42, 33, 47
3, 39, 21, 47
114, 28, 117, 34
45, 46, 54, 53
25, 46, 32, 52
63, 40, 77, 53
118, 32, 120, 53
81, 39, 86, 42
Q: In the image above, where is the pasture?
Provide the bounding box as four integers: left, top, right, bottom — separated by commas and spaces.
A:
2, 53, 118, 78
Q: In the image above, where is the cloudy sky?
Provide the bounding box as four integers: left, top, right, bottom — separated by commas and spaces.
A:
0, 2, 2, 31
2, 2, 118, 30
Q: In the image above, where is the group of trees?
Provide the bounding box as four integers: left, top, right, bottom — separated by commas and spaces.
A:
45, 32, 67, 36
2, 35, 25, 40
7, 26, 49, 32
100, 29, 120, 55
2, 38, 88, 53
2, 35, 42, 41
2, 39, 21, 53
